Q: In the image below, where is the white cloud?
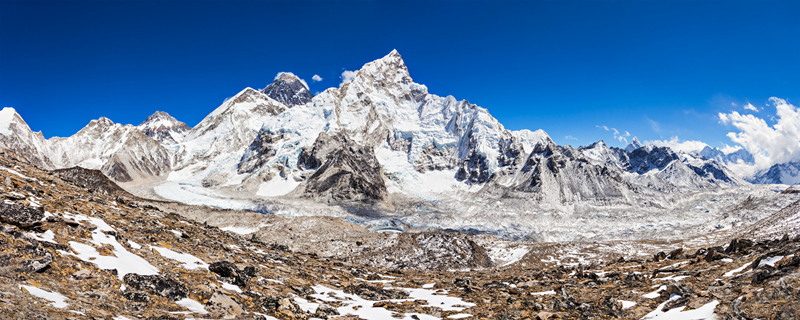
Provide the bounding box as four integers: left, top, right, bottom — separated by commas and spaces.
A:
719, 97, 800, 177
646, 136, 709, 154
743, 102, 758, 112
564, 135, 578, 141
341, 70, 357, 83
596, 125, 627, 144
312, 74, 323, 82
720, 144, 742, 154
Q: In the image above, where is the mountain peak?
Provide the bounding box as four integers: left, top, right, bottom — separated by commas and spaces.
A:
625, 136, 643, 153
137, 111, 189, 145
89, 117, 115, 127
261, 72, 313, 107
0, 107, 26, 135
351, 49, 411, 84
139, 111, 185, 129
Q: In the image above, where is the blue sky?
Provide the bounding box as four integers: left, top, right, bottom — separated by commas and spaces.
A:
2, 0, 799, 151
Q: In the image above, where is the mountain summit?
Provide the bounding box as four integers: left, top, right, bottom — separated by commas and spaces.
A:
260, 72, 313, 107
137, 111, 190, 144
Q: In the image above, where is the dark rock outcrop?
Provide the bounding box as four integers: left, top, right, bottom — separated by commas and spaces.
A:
298, 132, 388, 203
52, 167, 132, 197
261, 73, 313, 107
209, 261, 257, 287
122, 274, 189, 301
0, 202, 44, 228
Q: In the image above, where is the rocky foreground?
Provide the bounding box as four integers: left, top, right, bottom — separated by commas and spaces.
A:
0, 151, 798, 320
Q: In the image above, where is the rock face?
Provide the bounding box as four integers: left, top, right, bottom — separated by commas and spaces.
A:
261, 72, 313, 107
298, 132, 388, 203
0, 202, 44, 228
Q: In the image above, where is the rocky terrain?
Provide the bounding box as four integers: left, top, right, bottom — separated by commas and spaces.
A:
0, 148, 799, 319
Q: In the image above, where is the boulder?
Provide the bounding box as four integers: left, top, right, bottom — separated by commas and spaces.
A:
206, 292, 245, 319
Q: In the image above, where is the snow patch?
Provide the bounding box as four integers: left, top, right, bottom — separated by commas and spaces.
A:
150, 246, 209, 270
221, 282, 242, 293
61, 213, 158, 279
19, 285, 68, 308
176, 298, 208, 314
642, 295, 719, 320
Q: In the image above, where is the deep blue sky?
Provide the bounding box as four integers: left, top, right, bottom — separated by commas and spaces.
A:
2, 1, 799, 149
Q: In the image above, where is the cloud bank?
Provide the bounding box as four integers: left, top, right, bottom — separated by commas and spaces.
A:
719, 97, 800, 177
646, 136, 709, 154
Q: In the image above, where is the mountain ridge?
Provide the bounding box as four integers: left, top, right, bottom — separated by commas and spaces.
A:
0, 50, 784, 242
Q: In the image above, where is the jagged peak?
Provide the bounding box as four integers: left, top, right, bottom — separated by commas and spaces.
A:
351, 49, 411, 83
625, 136, 644, 152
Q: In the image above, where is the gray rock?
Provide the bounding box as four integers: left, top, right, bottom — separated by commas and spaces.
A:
206, 292, 245, 319
0, 202, 44, 228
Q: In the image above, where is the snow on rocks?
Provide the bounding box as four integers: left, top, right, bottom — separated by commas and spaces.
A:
60, 213, 158, 279
641, 295, 719, 320
642, 286, 667, 299
310, 283, 474, 320
757, 255, 785, 268
724, 261, 753, 277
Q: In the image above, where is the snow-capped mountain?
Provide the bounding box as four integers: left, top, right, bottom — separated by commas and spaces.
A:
624, 137, 643, 153
0, 109, 173, 182
260, 72, 313, 107
750, 161, 800, 185
0, 50, 748, 214
0, 107, 54, 169
137, 111, 190, 145
697, 146, 754, 165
